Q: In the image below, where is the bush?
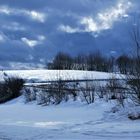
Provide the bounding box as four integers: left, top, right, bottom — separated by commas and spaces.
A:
127, 79, 140, 105
47, 80, 69, 105
80, 81, 95, 104
23, 87, 37, 103
106, 76, 126, 107
36, 90, 51, 105
126, 58, 140, 105
23, 80, 79, 106
0, 76, 25, 103
128, 112, 140, 120
96, 83, 107, 99
35, 81, 72, 105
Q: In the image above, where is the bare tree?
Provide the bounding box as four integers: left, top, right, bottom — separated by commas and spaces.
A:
116, 55, 133, 74
131, 22, 140, 58
80, 81, 96, 104
126, 21, 140, 105
48, 52, 73, 70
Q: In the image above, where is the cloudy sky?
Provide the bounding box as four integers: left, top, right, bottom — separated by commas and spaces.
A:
0, 0, 139, 69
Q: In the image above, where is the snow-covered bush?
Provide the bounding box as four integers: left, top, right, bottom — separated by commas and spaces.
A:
43, 81, 71, 105
126, 61, 140, 105
0, 76, 25, 103
23, 87, 37, 103
69, 82, 79, 101
80, 81, 95, 104
96, 83, 107, 99
127, 105, 140, 120
49, 81, 79, 104
24, 81, 77, 105
105, 75, 126, 107
36, 90, 51, 105
128, 112, 140, 120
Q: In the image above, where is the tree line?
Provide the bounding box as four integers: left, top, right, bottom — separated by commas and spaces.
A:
47, 51, 139, 74
47, 51, 114, 72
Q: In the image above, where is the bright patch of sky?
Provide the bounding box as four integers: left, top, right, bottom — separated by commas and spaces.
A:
2, 22, 25, 31
21, 35, 46, 48
59, 0, 132, 35
58, 25, 81, 33
0, 0, 138, 69
0, 5, 46, 23
0, 35, 4, 42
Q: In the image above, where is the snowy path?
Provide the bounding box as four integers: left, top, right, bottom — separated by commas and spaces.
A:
0, 97, 140, 140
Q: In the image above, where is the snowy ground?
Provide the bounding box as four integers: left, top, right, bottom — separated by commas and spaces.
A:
0, 97, 140, 140
0, 70, 139, 140
0, 70, 123, 82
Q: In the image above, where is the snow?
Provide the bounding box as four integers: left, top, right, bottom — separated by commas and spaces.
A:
0, 70, 139, 140
0, 70, 123, 82
0, 97, 140, 140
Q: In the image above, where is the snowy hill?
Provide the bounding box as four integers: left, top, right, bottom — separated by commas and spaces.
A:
0, 96, 140, 140
0, 70, 139, 140
0, 70, 122, 83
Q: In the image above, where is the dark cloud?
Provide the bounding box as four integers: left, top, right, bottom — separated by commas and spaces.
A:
0, 0, 139, 69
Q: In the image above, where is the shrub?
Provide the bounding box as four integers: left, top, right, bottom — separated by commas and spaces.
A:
126, 58, 140, 105
106, 76, 126, 107
69, 82, 79, 101
96, 83, 107, 99
80, 81, 95, 104
23, 87, 37, 103
47, 80, 69, 104
36, 90, 50, 105
128, 112, 140, 120
36, 80, 71, 105
23, 80, 80, 106
0, 76, 25, 103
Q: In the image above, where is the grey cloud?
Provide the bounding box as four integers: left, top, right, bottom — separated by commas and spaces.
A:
0, 0, 139, 69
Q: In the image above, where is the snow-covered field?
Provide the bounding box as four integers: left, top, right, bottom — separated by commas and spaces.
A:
0, 70, 139, 140
0, 70, 122, 82
0, 97, 140, 140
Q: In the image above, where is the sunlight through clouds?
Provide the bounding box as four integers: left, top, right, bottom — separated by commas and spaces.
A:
59, 0, 132, 35
2, 22, 26, 31
81, 0, 132, 33
0, 5, 46, 23
21, 35, 46, 48
25, 10, 46, 23
59, 25, 81, 33
0, 32, 8, 42
0, 5, 11, 14
0, 0, 138, 68
21, 38, 40, 48
0, 35, 4, 42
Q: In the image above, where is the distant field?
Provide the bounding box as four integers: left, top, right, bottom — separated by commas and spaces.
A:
0, 70, 123, 83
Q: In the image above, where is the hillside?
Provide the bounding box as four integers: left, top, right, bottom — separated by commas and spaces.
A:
0, 70, 122, 82
0, 70, 139, 140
